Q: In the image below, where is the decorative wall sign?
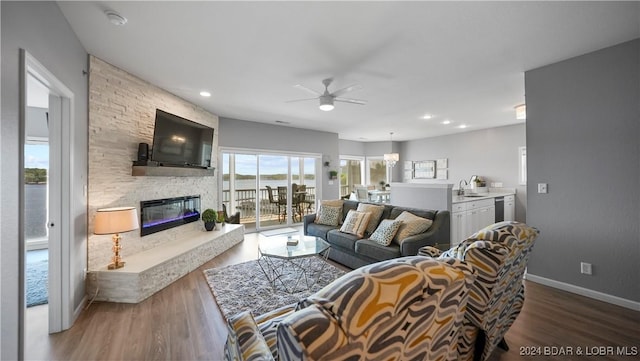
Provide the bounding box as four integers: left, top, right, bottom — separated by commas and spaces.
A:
413, 160, 436, 179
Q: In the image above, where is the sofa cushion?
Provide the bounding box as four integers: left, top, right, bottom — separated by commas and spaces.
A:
315, 205, 342, 226
389, 207, 436, 221
341, 200, 360, 222
393, 211, 434, 244
355, 239, 401, 261
306, 223, 336, 242
315, 200, 344, 224
340, 210, 372, 238
356, 203, 385, 235
327, 229, 360, 251
369, 219, 403, 246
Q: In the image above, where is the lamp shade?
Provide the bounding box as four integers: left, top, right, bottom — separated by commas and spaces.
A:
384, 153, 399, 162
94, 207, 139, 235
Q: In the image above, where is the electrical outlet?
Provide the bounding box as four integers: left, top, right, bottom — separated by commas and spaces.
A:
580, 262, 592, 275
537, 183, 548, 194
494, 182, 503, 188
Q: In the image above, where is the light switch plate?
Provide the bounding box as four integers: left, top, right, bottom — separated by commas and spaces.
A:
537, 183, 548, 193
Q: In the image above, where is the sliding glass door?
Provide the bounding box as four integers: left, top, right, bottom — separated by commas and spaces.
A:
222, 150, 319, 231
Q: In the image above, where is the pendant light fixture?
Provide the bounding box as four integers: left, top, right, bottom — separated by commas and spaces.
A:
383, 132, 399, 167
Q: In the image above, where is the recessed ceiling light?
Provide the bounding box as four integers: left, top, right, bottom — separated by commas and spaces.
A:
199, 91, 211, 97
104, 10, 127, 26
422, 114, 433, 120
441, 120, 451, 125
458, 124, 468, 129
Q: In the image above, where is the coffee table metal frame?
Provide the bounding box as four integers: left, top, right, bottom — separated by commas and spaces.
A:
257, 234, 331, 294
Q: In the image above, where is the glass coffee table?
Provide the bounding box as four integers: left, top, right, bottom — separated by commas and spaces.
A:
257, 233, 331, 293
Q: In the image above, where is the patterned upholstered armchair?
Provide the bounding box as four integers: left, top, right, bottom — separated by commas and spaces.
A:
225, 256, 475, 361
419, 221, 539, 361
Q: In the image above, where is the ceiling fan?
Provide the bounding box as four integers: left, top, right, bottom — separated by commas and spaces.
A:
287, 78, 367, 111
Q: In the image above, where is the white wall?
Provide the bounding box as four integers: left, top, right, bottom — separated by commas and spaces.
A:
1, 2, 88, 358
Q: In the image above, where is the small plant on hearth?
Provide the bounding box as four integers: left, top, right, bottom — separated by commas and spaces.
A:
202, 209, 216, 231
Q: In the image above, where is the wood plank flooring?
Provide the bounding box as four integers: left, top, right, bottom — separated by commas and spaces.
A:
25, 232, 640, 361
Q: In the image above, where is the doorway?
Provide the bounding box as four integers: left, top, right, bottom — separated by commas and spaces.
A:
24, 73, 51, 312
21, 50, 74, 346
221, 150, 320, 231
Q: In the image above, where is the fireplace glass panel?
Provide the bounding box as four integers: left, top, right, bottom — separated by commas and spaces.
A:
140, 195, 201, 236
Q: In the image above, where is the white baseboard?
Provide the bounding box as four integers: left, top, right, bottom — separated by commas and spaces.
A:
525, 273, 640, 312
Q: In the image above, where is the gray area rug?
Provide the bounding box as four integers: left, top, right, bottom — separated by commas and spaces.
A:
204, 257, 346, 319
26, 260, 48, 307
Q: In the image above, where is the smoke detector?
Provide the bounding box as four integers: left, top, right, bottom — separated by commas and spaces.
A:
105, 10, 127, 26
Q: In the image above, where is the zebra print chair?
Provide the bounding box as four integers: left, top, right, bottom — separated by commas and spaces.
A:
419, 221, 539, 361
225, 256, 475, 361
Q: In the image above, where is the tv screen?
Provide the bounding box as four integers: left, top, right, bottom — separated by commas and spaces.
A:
151, 109, 214, 168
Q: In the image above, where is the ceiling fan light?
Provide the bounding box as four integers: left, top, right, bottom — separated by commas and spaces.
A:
319, 96, 334, 111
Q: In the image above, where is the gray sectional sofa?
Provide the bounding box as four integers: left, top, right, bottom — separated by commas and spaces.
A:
303, 200, 450, 269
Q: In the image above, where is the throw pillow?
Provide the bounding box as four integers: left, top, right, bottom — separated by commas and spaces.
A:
393, 211, 434, 244
315, 199, 344, 223
370, 219, 403, 246
315, 205, 342, 226
340, 210, 372, 238
356, 203, 385, 236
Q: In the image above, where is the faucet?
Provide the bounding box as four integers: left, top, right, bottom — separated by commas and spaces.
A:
458, 179, 467, 196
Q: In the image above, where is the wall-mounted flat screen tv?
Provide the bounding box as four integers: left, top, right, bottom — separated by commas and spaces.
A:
151, 109, 214, 168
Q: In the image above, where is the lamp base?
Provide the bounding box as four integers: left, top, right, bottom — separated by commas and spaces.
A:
108, 261, 125, 270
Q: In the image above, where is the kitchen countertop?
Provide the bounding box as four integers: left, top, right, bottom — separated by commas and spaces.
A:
452, 190, 515, 204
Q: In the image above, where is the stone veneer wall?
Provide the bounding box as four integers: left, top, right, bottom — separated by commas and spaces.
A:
88, 56, 219, 270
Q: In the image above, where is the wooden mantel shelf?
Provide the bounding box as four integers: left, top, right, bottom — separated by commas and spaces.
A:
132, 165, 215, 177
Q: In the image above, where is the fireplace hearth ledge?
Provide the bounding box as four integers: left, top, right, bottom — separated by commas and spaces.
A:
87, 224, 244, 303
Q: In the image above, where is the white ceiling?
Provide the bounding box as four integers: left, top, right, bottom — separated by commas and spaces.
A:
58, 1, 639, 142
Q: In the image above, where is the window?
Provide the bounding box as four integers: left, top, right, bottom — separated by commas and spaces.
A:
339, 156, 364, 198
519, 146, 527, 185
367, 157, 387, 187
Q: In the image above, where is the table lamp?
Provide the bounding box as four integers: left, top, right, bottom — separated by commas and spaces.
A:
94, 206, 139, 270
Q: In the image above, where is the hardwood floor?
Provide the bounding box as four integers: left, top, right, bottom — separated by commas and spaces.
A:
26, 232, 640, 361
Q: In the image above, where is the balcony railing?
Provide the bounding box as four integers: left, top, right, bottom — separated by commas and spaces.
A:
222, 187, 317, 222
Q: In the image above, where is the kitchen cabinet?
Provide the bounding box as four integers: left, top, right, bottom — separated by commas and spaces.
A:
451, 198, 495, 247
451, 203, 468, 248
504, 195, 515, 221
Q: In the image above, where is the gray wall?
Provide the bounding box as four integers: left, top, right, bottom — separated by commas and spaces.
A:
525, 39, 639, 302
401, 124, 527, 221
219, 118, 341, 199
1, 2, 88, 359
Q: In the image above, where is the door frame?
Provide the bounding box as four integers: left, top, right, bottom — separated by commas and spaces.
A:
20, 50, 74, 336
220, 147, 322, 231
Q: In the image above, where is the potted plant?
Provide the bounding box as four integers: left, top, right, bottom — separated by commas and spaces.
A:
379, 180, 386, 190
201, 208, 216, 231
329, 170, 338, 180
215, 210, 225, 230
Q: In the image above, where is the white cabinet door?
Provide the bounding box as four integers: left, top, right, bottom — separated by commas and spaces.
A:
451, 211, 467, 248
504, 195, 515, 221
478, 205, 495, 228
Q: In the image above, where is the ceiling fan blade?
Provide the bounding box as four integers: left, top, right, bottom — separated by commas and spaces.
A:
293, 84, 321, 96
285, 97, 318, 103
331, 84, 362, 97
334, 97, 367, 105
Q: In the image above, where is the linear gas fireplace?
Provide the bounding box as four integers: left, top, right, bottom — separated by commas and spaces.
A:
140, 195, 201, 236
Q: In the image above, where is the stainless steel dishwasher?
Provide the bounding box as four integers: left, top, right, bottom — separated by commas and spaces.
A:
495, 196, 504, 222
